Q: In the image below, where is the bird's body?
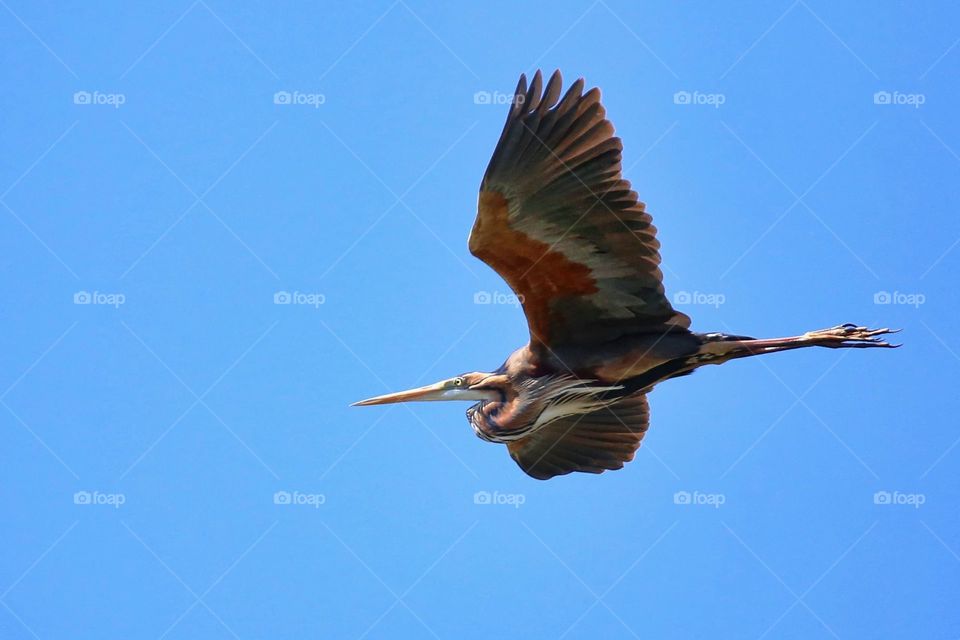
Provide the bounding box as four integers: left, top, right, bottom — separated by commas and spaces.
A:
354, 70, 897, 480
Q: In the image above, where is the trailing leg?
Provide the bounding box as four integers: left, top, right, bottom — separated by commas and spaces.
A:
695, 324, 899, 364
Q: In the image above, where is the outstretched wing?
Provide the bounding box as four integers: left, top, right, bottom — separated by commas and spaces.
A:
506, 393, 650, 480
470, 70, 689, 355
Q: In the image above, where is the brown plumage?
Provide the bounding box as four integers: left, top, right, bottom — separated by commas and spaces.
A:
354, 70, 897, 480
472, 71, 689, 354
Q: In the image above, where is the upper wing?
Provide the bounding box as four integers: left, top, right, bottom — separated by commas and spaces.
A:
470, 70, 689, 355
506, 392, 650, 480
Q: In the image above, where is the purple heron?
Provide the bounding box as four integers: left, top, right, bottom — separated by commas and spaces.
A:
354, 70, 896, 480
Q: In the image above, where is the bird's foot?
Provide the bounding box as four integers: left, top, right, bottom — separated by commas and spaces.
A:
803, 323, 901, 348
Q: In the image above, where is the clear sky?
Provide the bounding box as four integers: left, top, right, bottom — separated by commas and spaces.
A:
1, 1, 958, 638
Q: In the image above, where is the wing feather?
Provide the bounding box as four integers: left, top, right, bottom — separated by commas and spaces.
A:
506, 393, 650, 480
471, 70, 689, 355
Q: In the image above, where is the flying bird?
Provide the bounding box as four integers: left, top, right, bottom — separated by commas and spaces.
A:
354, 70, 896, 480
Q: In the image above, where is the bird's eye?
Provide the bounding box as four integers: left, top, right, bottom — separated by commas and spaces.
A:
453, 377, 464, 386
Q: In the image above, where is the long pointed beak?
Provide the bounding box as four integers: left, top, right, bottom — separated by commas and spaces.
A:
352, 381, 450, 406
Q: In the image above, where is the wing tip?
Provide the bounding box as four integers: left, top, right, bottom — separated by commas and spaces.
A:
516, 69, 571, 105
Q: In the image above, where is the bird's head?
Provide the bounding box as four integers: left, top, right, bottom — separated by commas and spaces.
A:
352, 372, 506, 406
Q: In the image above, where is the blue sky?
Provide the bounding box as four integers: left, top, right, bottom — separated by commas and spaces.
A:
1, 1, 958, 638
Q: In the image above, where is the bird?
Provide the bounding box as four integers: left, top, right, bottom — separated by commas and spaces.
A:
353, 70, 897, 480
